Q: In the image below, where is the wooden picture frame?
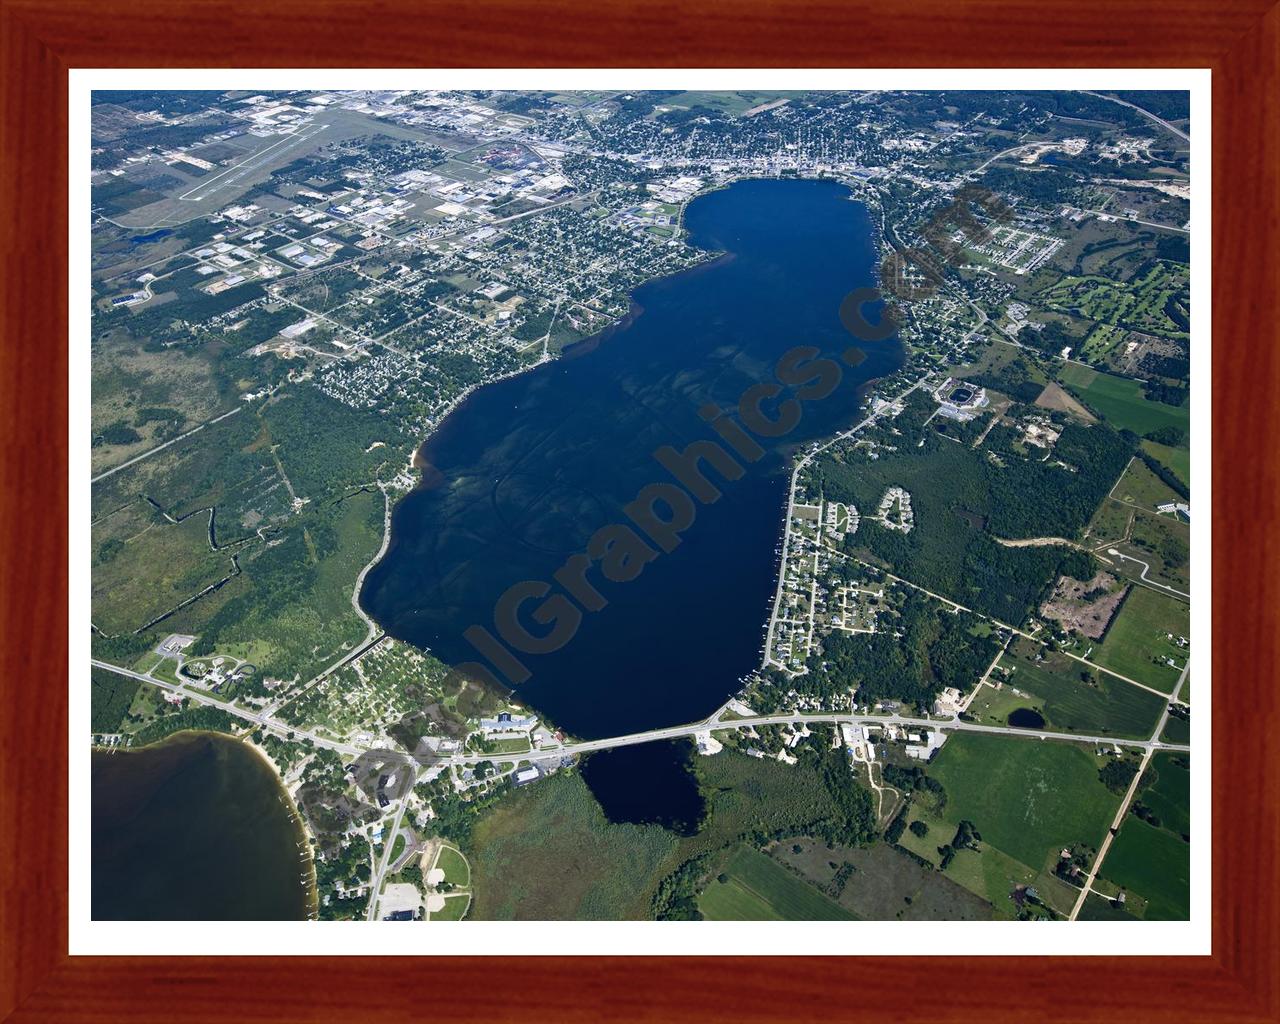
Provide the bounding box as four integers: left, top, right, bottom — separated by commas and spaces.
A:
2, 1, 1275, 1019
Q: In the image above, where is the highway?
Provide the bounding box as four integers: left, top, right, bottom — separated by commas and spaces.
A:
1081, 91, 1190, 144
90, 658, 363, 756
449, 708, 1191, 767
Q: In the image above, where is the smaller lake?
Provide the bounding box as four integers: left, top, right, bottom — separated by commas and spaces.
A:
1007, 708, 1047, 729
580, 739, 705, 836
92, 731, 314, 920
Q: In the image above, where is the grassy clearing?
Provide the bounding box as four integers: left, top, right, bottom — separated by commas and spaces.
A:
1089, 586, 1188, 693
997, 639, 1165, 738
1109, 457, 1182, 511
698, 845, 853, 921
468, 747, 852, 919
1098, 752, 1190, 919
92, 502, 229, 635
432, 894, 471, 921
1058, 364, 1189, 437
436, 845, 470, 888
1141, 439, 1190, 487
924, 733, 1122, 873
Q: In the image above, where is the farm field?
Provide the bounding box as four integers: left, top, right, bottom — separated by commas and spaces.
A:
994, 639, 1166, 738
1100, 816, 1190, 920
924, 733, 1121, 871
1058, 364, 1189, 437
898, 732, 1121, 917
698, 845, 854, 921
769, 836, 994, 921
1088, 586, 1189, 693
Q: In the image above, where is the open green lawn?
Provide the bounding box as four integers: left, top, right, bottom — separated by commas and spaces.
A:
389, 833, 406, 864
432, 894, 471, 921
1089, 586, 1189, 693
698, 845, 853, 921
1059, 364, 1189, 437
436, 844, 471, 888
925, 732, 1122, 874
997, 640, 1166, 739
1078, 890, 1139, 921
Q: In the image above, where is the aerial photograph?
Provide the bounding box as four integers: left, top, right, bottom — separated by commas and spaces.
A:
87, 87, 1193, 925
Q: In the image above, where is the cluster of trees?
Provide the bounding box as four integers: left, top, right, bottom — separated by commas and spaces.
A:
814, 746, 879, 847
650, 853, 712, 920
937, 819, 981, 871
263, 389, 408, 502
809, 592, 1001, 710
1135, 447, 1190, 499
313, 834, 373, 921
987, 421, 1136, 538
1099, 756, 1141, 794
128, 701, 236, 747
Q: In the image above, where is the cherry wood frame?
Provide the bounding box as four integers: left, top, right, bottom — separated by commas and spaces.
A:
2, 1, 1276, 1020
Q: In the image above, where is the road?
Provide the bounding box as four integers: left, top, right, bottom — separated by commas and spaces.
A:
91, 407, 243, 485
763, 374, 930, 670
90, 658, 363, 756
365, 795, 412, 921
1068, 658, 1191, 920
449, 709, 1190, 767
1081, 91, 1190, 143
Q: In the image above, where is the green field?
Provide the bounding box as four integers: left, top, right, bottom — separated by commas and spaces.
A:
1097, 752, 1191, 920
1141, 752, 1191, 838
1089, 586, 1189, 693
896, 733, 1121, 917
1161, 714, 1191, 745
698, 846, 853, 921
1101, 817, 1190, 919
996, 640, 1165, 738
924, 733, 1122, 874
468, 747, 858, 920
1059, 364, 1189, 437
436, 845, 471, 888
1110, 457, 1182, 511
432, 894, 471, 921
1078, 890, 1138, 921
1142, 439, 1191, 487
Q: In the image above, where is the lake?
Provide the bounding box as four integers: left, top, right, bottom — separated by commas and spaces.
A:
361, 178, 902, 739
580, 739, 705, 835
92, 731, 314, 920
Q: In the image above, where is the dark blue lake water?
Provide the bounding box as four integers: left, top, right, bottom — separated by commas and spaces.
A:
361, 178, 902, 739
581, 739, 705, 835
